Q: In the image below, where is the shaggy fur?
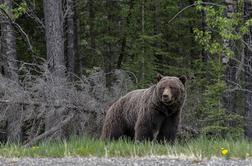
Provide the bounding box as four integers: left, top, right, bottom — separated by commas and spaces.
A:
100, 74, 186, 143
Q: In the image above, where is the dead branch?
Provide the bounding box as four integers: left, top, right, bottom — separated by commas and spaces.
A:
0, 99, 103, 115
0, 62, 131, 142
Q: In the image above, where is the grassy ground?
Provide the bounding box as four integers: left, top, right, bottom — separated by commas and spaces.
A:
0, 137, 251, 159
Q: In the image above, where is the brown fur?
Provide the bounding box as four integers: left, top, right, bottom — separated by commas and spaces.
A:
100, 75, 186, 143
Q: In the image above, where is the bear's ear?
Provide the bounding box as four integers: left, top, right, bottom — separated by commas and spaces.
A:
156, 73, 164, 82
179, 75, 187, 85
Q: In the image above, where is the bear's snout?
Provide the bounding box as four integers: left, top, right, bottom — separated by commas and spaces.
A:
162, 88, 173, 104
162, 94, 170, 99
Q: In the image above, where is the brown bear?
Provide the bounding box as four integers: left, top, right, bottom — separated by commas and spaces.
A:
100, 74, 186, 143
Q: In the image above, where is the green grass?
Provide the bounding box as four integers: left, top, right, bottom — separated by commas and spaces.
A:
0, 136, 252, 159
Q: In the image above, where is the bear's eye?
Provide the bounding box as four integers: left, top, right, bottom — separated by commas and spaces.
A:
169, 86, 175, 89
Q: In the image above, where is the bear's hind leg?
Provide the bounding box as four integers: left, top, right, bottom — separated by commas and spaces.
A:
100, 120, 125, 140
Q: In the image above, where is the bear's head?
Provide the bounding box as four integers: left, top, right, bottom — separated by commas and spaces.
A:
156, 74, 186, 106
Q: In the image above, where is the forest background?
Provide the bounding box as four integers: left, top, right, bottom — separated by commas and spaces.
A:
0, 0, 252, 146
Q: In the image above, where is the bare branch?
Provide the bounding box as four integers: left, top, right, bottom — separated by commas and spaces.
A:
168, 2, 225, 23
0, 8, 33, 52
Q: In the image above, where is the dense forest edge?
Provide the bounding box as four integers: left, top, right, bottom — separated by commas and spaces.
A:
0, 0, 252, 153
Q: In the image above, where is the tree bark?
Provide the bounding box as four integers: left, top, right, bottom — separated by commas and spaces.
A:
0, 0, 18, 81
188, 0, 197, 66
75, 17, 81, 77
244, 0, 252, 139
66, 0, 78, 80
153, 0, 163, 73
222, 0, 238, 124
117, 0, 134, 69
201, 1, 210, 64
104, 0, 119, 88
140, 0, 145, 82
43, 0, 65, 75
88, 0, 95, 52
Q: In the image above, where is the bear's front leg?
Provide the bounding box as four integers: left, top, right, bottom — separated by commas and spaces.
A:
134, 119, 154, 141
157, 111, 180, 144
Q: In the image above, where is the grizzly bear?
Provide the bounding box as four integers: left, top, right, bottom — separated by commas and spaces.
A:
100, 74, 186, 143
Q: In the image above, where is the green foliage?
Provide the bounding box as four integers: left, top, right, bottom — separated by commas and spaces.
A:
199, 79, 244, 138
0, 1, 27, 20
193, 1, 245, 138
12, 2, 28, 20
123, 33, 159, 87
0, 4, 6, 10
79, 0, 200, 87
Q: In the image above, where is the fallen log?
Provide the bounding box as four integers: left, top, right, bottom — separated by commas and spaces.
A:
24, 113, 74, 147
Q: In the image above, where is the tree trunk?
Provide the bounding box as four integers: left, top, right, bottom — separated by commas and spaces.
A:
104, 0, 118, 88
153, 0, 163, 73
75, 17, 81, 77
117, 0, 134, 69
244, 0, 252, 139
43, 0, 68, 140
43, 0, 65, 75
88, 0, 95, 52
0, 0, 18, 81
66, 0, 78, 80
87, 0, 96, 71
0, 0, 21, 143
188, 0, 197, 66
140, 0, 145, 82
201, 1, 210, 64
222, 0, 238, 124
